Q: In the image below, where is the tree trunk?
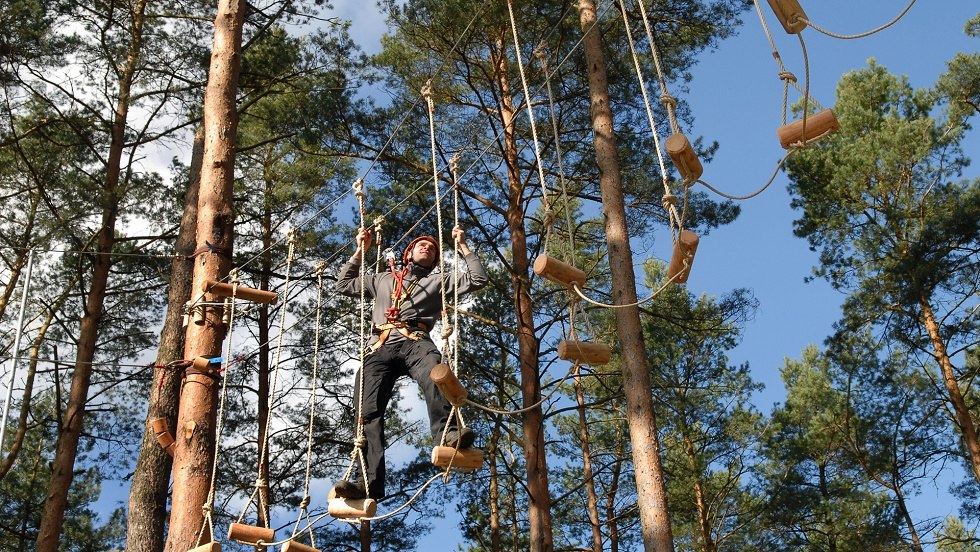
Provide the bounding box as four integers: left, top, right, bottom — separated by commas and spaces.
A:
35, 2, 147, 549
681, 421, 714, 552
920, 298, 980, 482
125, 125, 204, 552
576, 1, 674, 550
256, 187, 274, 530
575, 368, 603, 551
492, 32, 554, 552
606, 424, 625, 552
165, 1, 244, 548
360, 520, 371, 552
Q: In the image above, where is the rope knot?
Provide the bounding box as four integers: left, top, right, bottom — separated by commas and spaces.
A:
778, 70, 797, 83
256, 477, 268, 488
354, 435, 367, 449
441, 325, 453, 339
352, 179, 365, 199
300, 495, 311, 508
659, 93, 677, 110
661, 193, 677, 210
542, 209, 556, 229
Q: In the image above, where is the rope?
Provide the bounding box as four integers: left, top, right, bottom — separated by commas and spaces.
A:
801, 0, 917, 40
236, 229, 297, 529
505, 0, 553, 251
696, 152, 792, 201
616, 0, 684, 238
422, 83, 453, 347
751, 0, 823, 126
351, 179, 371, 496
465, 363, 579, 416
569, 262, 687, 309
290, 262, 327, 546
195, 271, 241, 546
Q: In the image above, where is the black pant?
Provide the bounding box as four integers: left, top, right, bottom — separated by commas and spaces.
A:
353, 337, 452, 499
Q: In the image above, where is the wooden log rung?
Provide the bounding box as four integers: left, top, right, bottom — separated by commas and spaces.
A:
150, 417, 169, 434
327, 497, 377, 519
557, 340, 611, 366
766, 0, 807, 34
777, 109, 840, 149
281, 540, 320, 552
188, 543, 222, 552
533, 255, 587, 288
227, 522, 275, 545
430, 363, 468, 406
203, 279, 279, 304
667, 230, 699, 284
665, 133, 703, 182
431, 446, 484, 472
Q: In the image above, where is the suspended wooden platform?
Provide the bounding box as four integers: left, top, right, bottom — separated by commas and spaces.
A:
533, 255, 586, 288
227, 523, 274, 545
281, 540, 319, 552
150, 417, 175, 457
203, 279, 279, 304
557, 340, 611, 365
767, 0, 807, 34
327, 487, 377, 519
665, 133, 703, 182
430, 363, 467, 406
777, 109, 840, 148
431, 446, 484, 472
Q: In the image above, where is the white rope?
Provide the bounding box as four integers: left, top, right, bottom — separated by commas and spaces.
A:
291, 262, 326, 545
801, 0, 917, 40
505, 0, 554, 249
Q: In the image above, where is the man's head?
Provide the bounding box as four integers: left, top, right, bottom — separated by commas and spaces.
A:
403, 235, 439, 268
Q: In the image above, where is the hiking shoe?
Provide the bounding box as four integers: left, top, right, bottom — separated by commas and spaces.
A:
444, 427, 475, 449
331, 480, 367, 500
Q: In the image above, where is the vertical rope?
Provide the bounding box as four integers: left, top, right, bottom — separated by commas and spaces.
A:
352, 179, 371, 494
616, 0, 683, 238
291, 266, 324, 542
505, 0, 553, 251
534, 48, 578, 265
422, 83, 452, 341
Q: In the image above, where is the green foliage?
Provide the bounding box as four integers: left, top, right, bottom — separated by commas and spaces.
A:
0, 393, 125, 550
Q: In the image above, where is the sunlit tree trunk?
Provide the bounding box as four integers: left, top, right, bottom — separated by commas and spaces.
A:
576, 0, 674, 550
165, 1, 245, 548
36, 2, 148, 549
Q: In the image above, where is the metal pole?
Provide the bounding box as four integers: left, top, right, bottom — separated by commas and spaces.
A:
0, 249, 35, 454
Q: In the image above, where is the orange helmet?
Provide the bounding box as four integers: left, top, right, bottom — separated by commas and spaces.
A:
403, 235, 440, 266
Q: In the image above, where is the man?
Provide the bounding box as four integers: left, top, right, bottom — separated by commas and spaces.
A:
333, 225, 488, 500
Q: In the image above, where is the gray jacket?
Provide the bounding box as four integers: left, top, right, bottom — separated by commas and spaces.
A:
337, 252, 488, 345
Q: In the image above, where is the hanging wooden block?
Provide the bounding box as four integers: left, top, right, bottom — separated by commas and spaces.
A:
227, 523, 275, 545
327, 497, 377, 519
665, 133, 703, 182
777, 109, 839, 148
281, 540, 319, 552
431, 446, 484, 471
766, 0, 807, 34
203, 279, 279, 304
150, 417, 169, 434
667, 230, 699, 284
188, 543, 222, 552
192, 305, 206, 326
430, 363, 468, 406
557, 340, 611, 366
155, 431, 176, 455
533, 255, 587, 288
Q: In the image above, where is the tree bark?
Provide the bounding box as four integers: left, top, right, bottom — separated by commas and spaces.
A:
126, 125, 204, 552
575, 368, 604, 551
35, 2, 147, 549
491, 32, 554, 552
576, 0, 674, 550
920, 298, 980, 482
165, 1, 244, 549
